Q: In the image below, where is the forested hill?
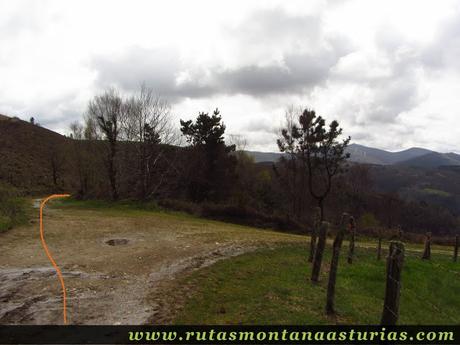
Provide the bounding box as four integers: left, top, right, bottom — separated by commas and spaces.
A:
1, 113, 459, 235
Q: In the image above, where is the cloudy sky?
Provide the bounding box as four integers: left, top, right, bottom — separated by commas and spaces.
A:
1, 0, 460, 152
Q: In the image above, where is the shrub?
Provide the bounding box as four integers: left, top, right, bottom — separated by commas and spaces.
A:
0, 183, 27, 232
360, 212, 380, 228
158, 199, 201, 215
201, 203, 305, 234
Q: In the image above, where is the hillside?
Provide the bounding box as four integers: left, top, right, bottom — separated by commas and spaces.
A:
0, 114, 72, 193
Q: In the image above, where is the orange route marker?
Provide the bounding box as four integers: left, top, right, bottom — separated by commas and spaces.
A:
39, 194, 71, 325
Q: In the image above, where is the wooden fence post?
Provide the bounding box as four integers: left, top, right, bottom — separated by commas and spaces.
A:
326, 213, 348, 315
421, 232, 431, 260
381, 241, 405, 325
454, 235, 458, 262
377, 228, 382, 261
311, 221, 328, 283
347, 216, 356, 264
308, 207, 321, 263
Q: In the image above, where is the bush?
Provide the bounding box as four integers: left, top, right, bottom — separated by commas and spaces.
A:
0, 183, 27, 232
201, 203, 305, 234
0, 215, 12, 231
158, 199, 201, 215
158, 198, 305, 234
360, 212, 380, 228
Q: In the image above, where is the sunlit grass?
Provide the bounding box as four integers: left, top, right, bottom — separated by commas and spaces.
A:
175, 244, 460, 324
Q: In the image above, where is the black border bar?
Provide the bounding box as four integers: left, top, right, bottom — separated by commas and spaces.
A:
0, 325, 459, 344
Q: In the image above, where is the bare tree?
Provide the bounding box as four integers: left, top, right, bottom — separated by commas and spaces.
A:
69, 121, 91, 197
87, 88, 122, 200
121, 85, 177, 199
275, 106, 310, 220
49, 145, 64, 190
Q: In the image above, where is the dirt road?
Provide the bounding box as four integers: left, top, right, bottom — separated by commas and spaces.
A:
0, 201, 303, 324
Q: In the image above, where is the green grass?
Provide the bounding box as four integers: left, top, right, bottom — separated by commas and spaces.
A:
57, 198, 161, 212
175, 244, 460, 324
55, 198, 191, 219
422, 188, 451, 197
55, 198, 289, 234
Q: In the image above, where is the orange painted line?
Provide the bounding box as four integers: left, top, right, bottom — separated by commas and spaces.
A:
39, 194, 71, 325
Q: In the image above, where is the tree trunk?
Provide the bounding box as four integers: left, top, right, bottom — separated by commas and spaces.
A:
347, 216, 356, 264
308, 230, 317, 263
326, 214, 347, 315
421, 232, 431, 260
377, 229, 382, 261
381, 241, 405, 325
308, 207, 321, 263
318, 198, 325, 221
454, 235, 458, 262
108, 159, 118, 200
108, 140, 118, 201
311, 221, 328, 283
397, 225, 403, 240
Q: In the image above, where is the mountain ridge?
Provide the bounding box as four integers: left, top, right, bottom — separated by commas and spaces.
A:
246, 143, 460, 167
1, 113, 458, 168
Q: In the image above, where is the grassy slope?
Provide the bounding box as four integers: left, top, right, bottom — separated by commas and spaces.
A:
13, 198, 459, 324
175, 245, 460, 325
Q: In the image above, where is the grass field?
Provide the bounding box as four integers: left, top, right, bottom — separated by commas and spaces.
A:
175, 244, 460, 324
1, 197, 458, 324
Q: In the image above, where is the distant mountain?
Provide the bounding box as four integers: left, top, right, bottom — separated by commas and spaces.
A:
346, 144, 433, 165
397, 152, 460, 168
245, 150, 285, 163
246, 143, 460, 168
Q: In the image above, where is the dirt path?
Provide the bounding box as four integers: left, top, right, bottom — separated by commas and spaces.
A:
0, 201, 303, 324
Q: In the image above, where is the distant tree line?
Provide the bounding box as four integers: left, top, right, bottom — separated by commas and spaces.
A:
57, 86, 459, 237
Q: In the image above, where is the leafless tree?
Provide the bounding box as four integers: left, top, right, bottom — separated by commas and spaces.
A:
69, 121, 92, 197
121, 85, 178, 199
69, 121, 84, 140
87, 88, 122, 200
275, 106, 309, 219
49, 144, 65, 190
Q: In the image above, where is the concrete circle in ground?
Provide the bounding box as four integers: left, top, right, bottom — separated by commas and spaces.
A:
105, 239, 129, 246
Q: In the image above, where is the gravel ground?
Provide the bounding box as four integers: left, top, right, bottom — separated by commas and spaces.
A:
0, 201, 303, 324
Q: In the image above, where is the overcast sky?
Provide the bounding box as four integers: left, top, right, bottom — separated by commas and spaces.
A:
1, 0, 460, 152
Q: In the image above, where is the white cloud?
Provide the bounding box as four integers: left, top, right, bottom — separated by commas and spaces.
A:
0, 0, 459, 152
